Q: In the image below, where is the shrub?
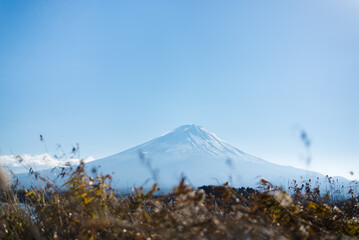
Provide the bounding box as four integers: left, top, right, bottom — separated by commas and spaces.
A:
1, 161, 359, 239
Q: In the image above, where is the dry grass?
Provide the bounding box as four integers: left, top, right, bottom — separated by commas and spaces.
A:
1, 161, 359, 239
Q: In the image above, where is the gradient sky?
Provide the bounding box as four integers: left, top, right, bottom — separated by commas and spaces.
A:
1, 0, 359, 179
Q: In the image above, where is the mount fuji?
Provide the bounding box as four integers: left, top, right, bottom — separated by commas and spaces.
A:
16, 124, 350, 192
82, 124, 348, 191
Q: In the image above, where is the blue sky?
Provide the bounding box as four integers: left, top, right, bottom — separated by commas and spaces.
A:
1, 0, 359, 179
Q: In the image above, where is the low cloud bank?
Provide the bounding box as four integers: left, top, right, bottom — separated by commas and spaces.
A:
0, 154, 95, 174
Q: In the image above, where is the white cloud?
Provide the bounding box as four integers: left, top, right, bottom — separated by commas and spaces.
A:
0, 154, 95, 174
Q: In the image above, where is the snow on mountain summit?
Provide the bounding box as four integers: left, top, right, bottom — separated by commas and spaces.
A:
133, 124, 241, 156
160, 124, 240, 156
105, 124, 266, 165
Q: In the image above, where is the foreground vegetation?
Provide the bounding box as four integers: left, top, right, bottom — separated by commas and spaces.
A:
1, 161, 359, 239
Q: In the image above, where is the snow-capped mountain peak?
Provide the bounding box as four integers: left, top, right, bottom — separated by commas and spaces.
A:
117, 124, 258, 163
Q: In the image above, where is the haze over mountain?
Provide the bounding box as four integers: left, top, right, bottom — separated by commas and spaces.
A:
15, 124, 351, 193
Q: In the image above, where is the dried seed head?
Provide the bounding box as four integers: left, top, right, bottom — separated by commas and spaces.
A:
274, 191, 293, 208
0, 167, 10, 190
